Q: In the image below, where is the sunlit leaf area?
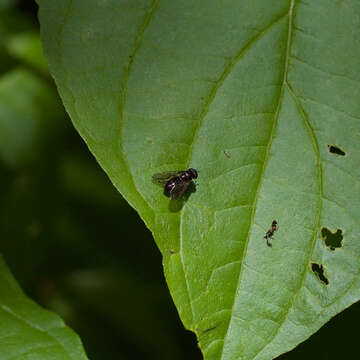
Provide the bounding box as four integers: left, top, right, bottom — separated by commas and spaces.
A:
1, 1, 359, 360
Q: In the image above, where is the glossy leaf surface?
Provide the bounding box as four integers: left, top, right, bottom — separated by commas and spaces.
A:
37, 1, 360, 359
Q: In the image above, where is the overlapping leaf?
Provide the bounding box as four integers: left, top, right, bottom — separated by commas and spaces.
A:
37, 1, 360, 359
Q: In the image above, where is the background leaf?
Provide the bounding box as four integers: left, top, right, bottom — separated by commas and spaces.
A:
0, 68, 62, 166
0, 255, 87, 359
5, 32, 49, 74
37, 1, 360, 359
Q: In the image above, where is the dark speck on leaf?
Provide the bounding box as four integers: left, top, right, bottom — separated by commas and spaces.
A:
201, 326, 217, 333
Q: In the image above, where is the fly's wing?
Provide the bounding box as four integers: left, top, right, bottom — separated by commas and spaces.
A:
169, 181, 189, 200
152, 171, 183, 184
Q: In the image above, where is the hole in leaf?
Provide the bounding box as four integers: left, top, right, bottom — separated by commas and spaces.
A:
321, 227, 343, 250
311, 263, 329, 285
327, 144, 345, 156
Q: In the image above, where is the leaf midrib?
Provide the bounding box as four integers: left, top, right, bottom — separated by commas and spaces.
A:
178, 8, 291, 330
251, 0, 326, 355
217, 1, 296, 358
251, 84, 324, 359
219, 0, 295, 358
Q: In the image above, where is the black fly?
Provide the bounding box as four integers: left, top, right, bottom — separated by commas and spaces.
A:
264, 220, 277, 247
152, 168, 198, 200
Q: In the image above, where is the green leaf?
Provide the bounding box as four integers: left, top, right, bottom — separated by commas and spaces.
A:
37, 1, 360, 359
0, 255, 88, 359
5, 32, 49, 74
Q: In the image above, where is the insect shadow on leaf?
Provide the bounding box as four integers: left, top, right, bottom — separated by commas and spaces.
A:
167, 181, 197, 213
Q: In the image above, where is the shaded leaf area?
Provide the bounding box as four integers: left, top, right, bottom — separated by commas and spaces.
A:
0, 256, 87, 359
37, 1, 360, 360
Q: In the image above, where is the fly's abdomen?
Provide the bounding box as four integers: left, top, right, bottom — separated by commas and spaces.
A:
165, 179, 177, 193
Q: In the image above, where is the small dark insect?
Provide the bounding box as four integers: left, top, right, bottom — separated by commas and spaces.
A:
152, 168, 198, 200
264, 220, 277, 247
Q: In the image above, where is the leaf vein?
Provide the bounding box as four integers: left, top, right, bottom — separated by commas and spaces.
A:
220, 1, 298, 358
117, 0, 160, 213
251, 78, 324, 359
208, 162, 262, 184
297, 95, 360, 121
1, 305, 74, 360
179, 7, 289, 331
184, 11, 289, 168
291, 55, 360, 84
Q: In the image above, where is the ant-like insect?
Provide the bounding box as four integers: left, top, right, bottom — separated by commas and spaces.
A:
264, 220, 277, 247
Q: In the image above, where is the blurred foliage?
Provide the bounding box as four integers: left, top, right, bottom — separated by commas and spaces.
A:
6, 31, 49, 74
0, 1, 358, 360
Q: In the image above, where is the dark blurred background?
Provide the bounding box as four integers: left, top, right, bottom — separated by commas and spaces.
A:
0, 1, 358, 359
